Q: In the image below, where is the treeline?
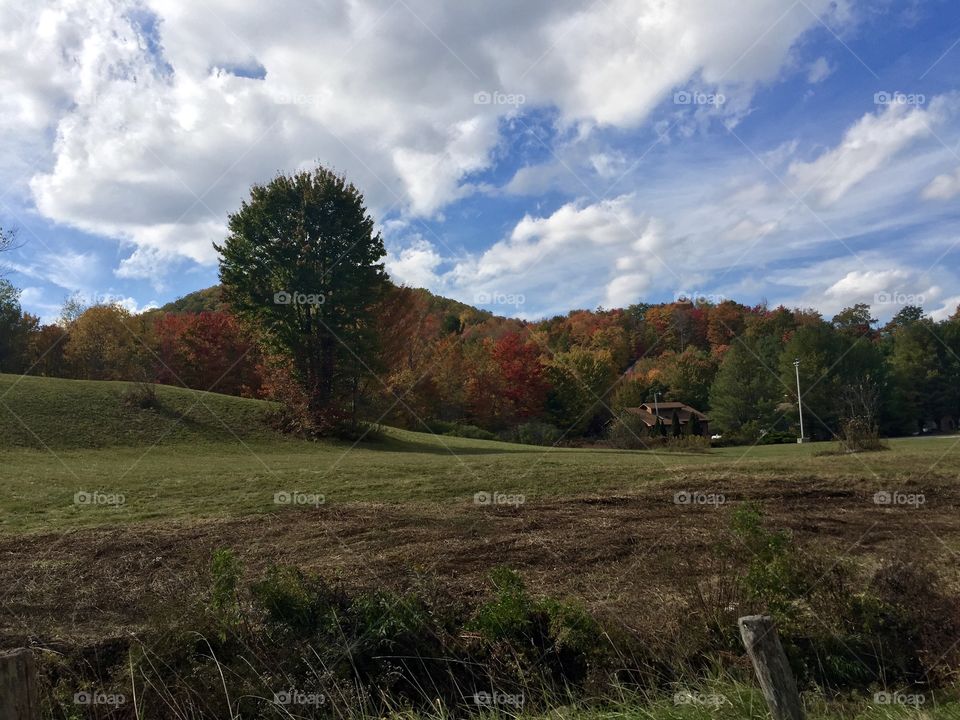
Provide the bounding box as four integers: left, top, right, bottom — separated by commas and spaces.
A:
2, 275, 958, 443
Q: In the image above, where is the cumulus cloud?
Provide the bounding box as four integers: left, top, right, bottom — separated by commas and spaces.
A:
385, 236, 444, 289
923, 167, 960, 200
401, 197, 688, 316
930, 296, 960, 321
6, 0, 853, 282
769, 259, 951, 320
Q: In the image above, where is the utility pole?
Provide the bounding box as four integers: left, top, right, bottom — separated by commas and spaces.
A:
793, 359, 806, 443
653, 390, 662, 435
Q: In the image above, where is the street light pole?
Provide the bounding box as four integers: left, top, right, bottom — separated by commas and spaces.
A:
793, 358, 806, 443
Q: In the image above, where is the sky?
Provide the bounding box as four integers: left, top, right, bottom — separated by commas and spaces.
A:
1, 0, 959, 323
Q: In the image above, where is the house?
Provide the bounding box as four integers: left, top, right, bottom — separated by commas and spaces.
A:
624, 401, 710, 436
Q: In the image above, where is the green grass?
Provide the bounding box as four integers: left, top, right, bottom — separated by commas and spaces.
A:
1, 373, 959, 533
0, 373, 281, 448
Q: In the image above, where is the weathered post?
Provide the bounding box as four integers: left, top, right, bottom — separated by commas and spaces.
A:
738, 615, 804, 720
0, 649, 39, 720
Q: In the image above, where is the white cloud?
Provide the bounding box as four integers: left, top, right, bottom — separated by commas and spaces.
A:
5, 0, 853, 282
519, 0, 850, 127
930, 296, 960, 321
385, 236, 444, 289
789, 97, 951, 207
406, 197, 686, 316
923, 167, 960, 200
770, 259, 952, 320
824, 269, 911, 300
806, 56, 833, 83
6, 249, 100, 292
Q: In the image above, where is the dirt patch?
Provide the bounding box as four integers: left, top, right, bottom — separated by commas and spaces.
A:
2, 477, 958, 646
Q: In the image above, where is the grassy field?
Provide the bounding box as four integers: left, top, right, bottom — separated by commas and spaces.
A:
3, 374, 960, 718
2, 373, 958, 533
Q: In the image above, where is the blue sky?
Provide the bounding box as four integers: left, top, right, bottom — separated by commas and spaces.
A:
2, 0, 959, 323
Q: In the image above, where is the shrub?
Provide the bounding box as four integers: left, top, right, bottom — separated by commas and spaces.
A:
121, 381, 158, 409
757, 430, 797, 445
506, 421, 564, 446
698, 505, 960, 690
250, 565, 342, 636
838, 417, 888, 452
606, 413, 651, 449
471, 567, 602, 689
606, 414, 712, 451
449, 424, 497, 440
209, 548, 242, 637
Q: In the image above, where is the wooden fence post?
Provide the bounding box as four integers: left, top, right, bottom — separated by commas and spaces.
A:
738, 615, 805, 720
0, 649, 39, 720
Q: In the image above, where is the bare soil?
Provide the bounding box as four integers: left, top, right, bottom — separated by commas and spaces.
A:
2, 473, 956, 649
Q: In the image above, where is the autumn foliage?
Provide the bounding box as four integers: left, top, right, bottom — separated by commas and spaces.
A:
3, 283, 959, 444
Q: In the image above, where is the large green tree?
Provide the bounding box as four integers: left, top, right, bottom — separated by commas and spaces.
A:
0, 280, 36, 374
708, 335, 783, 439
884, 309, 950, 433
216, 167, 386, 429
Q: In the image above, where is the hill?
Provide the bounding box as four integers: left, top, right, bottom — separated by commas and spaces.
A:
149, 285, 227, 315
0, 373, 281, 449
149, 282, 496, 323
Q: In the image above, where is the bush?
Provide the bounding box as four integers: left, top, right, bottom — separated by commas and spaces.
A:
757, 430, 797, 445
446, 423, 498, 440
121, 381, 158, 409
682, 505, 960, 690
471, 567, 602, 689
505, 421, 564, 446
606, 413, 651, 449
838, 417, 888, 452
208, 548, 244, 642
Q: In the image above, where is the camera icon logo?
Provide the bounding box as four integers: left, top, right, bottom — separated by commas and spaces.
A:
274, 291, 292, 305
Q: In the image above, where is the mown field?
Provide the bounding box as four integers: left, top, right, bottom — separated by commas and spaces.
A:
2, 373, 957, 533
2, 373, 960, 718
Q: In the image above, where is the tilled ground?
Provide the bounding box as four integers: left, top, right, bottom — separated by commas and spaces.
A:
1, 473, 956, 648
